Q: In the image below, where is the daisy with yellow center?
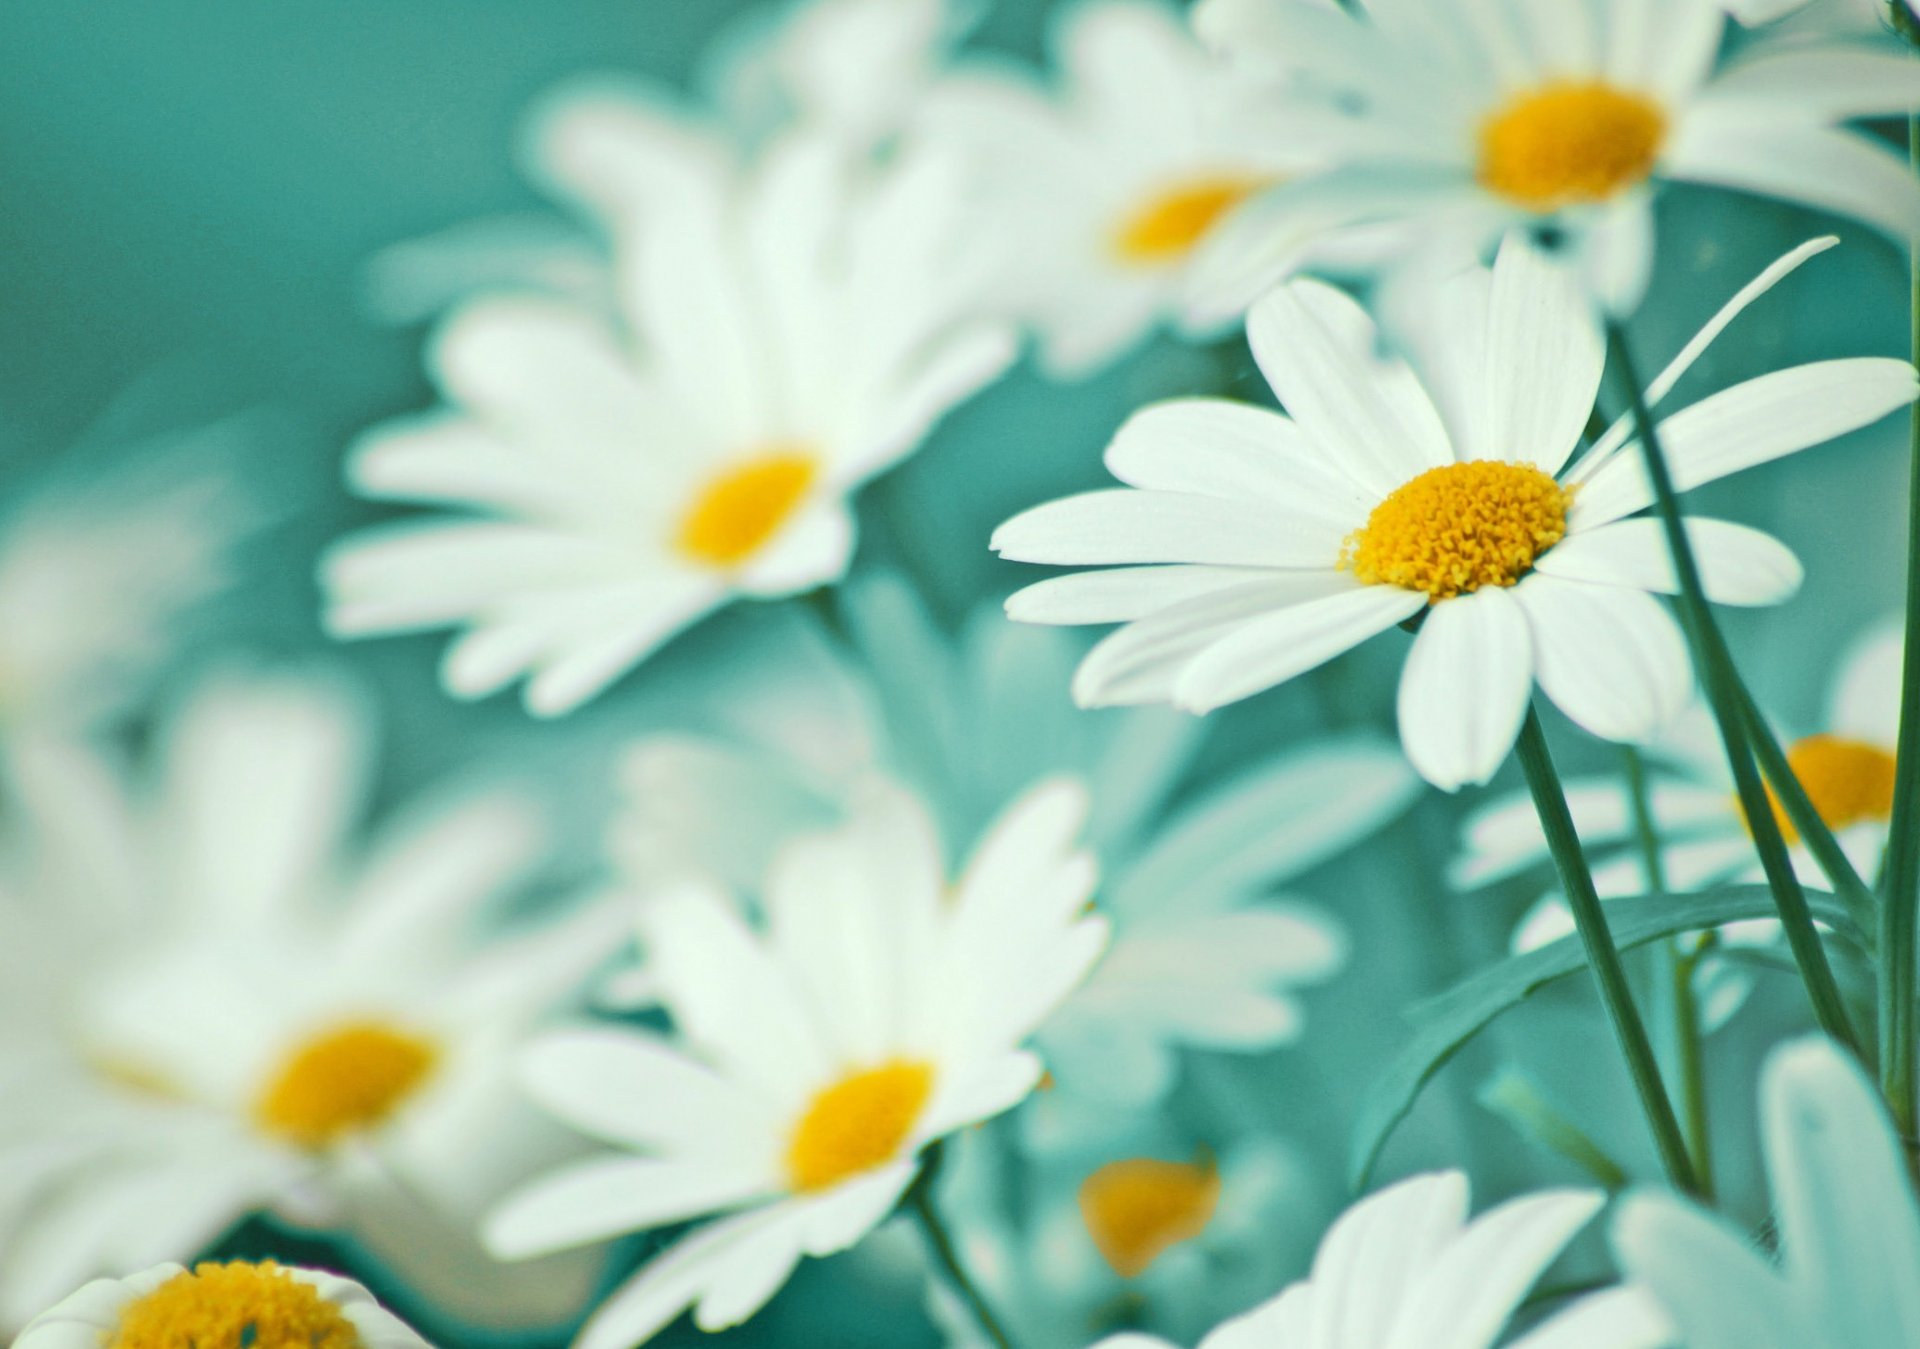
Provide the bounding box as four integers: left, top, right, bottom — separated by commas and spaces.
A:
12, 1261, 431, 1349
918, 0, 1305, 376
325, 105, 1013, 716
0, 669, 627, 1332
1185, 0, 1920, 318
993, 234, 1916, 790
484, 779, 1108, 1349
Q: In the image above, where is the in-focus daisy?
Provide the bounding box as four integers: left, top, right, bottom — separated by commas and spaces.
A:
0, 669, 626, 1330
326, 105, 1015, 716
993, 234, 1916, 790
1188, 0, 1920, 313
1613, 1035, 1920, 1347
484, 778, 1108, 1349
609, 577, 1417, 1126
1087, 1170, 1667, 1349
14, 1261, 431, 1349
920, 0, 1314, 375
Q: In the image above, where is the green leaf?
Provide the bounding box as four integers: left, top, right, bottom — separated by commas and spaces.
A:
1348, 886, 1861, 1190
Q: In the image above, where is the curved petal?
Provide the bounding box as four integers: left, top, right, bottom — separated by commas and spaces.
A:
1396, 588, 1533, 792
1515, 576, 1690, 743
992, 488, 1344, 569
1536, 518, 1802, 606
1170, 584, 1426, 713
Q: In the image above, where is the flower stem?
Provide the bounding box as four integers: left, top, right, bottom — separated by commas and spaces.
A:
1517, 709, 1701, 1194
1604, 320, 1860, 1056
909, 1146, 1017, 1349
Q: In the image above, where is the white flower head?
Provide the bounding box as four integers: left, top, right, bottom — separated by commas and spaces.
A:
485, 777, 1108, 1349
0, 668, 627, 1329
1188, 0, 1920, 315
326, 100, 1016, 716
13, 1261, 432, 1349
1088, 1169, 1664, 1349
920, 0, 1315, 376
1614, 1035, 1920, 1348
993, 234, 1916, 790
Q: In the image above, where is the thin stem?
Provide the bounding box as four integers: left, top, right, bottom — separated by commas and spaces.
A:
1879, 109, 1920, 1144
1621, 748, 1714, 1194
909, 1149, 1016, 1349
1605, 321, 1860, 1055
1518, 709, 1701, 1193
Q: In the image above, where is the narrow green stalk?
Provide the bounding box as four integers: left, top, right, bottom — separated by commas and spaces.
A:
909, 1147, 1016, 1349
1878, 110, 1920, 1143
1605, 322, 1860, 1054
1518, 709, 1701, 1194
1621, 748, 1714, 1194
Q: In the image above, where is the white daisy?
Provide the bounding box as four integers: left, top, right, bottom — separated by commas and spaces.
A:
1087, 1170, 1668, 1349
919, 0, 1314, 375
1613, 1035, 1920, 1347
325, 106, 1016, 716
992, 233, 1916, 790
0, 669, 627, 1330
1188, 0, 1920, 314
484, 778, 1108, 1349
14, 1260, 431, 1349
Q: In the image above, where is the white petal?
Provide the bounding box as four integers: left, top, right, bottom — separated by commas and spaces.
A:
484, 1157, 767, 1260
1308, 1172, 1468, 1346
992, 488, 1343, 568
1537, 518, 1802, 606
515, 1026, 766, 1156
1480, 234, 1602, 475
1611, 1192, 1807, 1349
1396, 588, 1534, 792
1005, 565, 1273, 626
1506, 1288, 1674, 1349
1170, 584, 1427, 713
572, 1205, 802, 1349
1829, 616, 1904, 747
1516, 576, 1690, 743
1699, 48, 1920, 124
1664, 118, 1920, 245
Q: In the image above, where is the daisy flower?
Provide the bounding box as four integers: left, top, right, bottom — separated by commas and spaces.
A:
484, 778, 1108, 1349
1087, 1170, 1668, 1349
14, 1261, 431, 1349
992, 233, 1917, 790
609, 578, 1417, 1121
325, 106, 1016, 716
919, 0, 1314, 376
0, 669, 627, 1330
1613, 1035, 1920, 1347
1188, 0, 1920, 314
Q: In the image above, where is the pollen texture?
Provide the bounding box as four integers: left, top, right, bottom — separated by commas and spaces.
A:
785, 1060, 934, 1193
1078, 1155, 1221, 1279
1111, 176, 1264, 265
1763, 734, 1898, 844
253, 1022, 438, 1149
1343, 460, 1572, 601
108, 1261, 361, 1349
1478, 81, 1665, 210
674, 450, 819, 569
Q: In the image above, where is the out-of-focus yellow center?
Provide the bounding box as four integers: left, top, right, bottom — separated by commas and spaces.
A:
253, 1022, 438, 1150
1342, 461, 1572, 601
1078, 1155, 1221, 1279
1478, 81, 1666, 210
674, 449, 819, 569
784, 1060, 934, 1193
1760, 734, 1898, 844
108, 1261, 361, 1349
1111, 176, 1265, 265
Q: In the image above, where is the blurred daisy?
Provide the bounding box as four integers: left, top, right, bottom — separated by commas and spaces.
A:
920, 0, 1311, 376
1613, 1035, 1920, 1347
0, 669, 625, 1330
1088, 1170, 1666, 1349
14, 1261, 431, 1349
485, 779, 1108, 1349
610, 579, 1418, 1122
1189, 0, 1920, 314
326, 110, 1015, 716
993, 234, 1916, 790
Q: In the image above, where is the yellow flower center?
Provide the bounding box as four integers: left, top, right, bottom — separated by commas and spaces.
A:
1760, 734, 1898, 845
784, 1060, 934, 1193
253, 1022, 438, 1150
1478, 81, 1666, 210
1110, 176, 1266, 265
108, 1261, 361, 1349
1078, 1155, 1221, 1279
674, 449, 819, 570
1342, 460, 1573, 601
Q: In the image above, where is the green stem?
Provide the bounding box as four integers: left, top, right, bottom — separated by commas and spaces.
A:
909, 1148, 1016, 1349
1879, 110, 1920, 1144
1605, 321, 1860, 1055
1518, 709, 1701, 1193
